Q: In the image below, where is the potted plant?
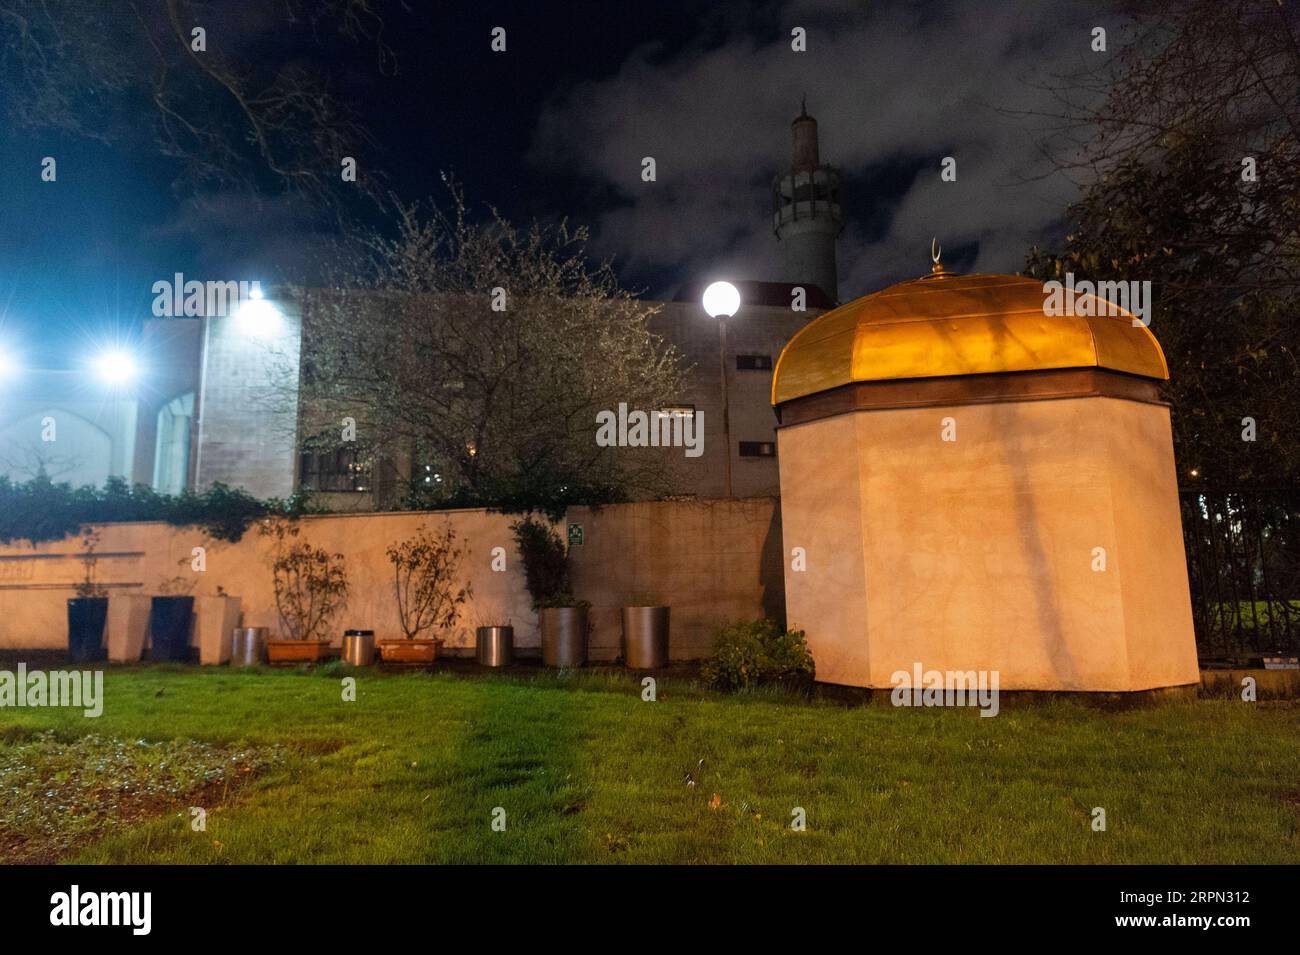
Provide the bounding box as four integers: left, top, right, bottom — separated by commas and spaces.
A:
621, 591, 670, 669
512, 517, 589, 667
264, 522, 348, 664
381, 523, 471, 664
150, 573, 196, 662
67, 527, 108, 663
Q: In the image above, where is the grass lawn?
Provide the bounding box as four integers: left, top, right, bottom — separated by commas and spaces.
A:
1, 664, 1297, 864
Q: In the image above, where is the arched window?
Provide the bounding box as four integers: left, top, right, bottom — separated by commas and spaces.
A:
153, 393, 194, 495
0, 409, 113, 486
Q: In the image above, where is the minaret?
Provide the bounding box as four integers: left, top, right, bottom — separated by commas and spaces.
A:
771, 98, 843, 302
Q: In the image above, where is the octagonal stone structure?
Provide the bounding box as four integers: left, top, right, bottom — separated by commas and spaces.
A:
772, 269, 1199, 692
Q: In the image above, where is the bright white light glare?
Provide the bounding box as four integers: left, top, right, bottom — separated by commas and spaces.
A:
95, 349, 137, 384
0, 349, 15, 378
234, 298, 283, 337
702, 281, 741, 318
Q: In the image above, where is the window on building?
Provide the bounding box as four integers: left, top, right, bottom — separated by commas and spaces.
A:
153, 392, 194, 495
659, 404, 696, 418
739, 441, 777, 458
735, 354, 773, 371
299, 442, 370, 492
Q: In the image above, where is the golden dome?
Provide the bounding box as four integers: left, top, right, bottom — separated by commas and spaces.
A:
771, 271, 1168, 406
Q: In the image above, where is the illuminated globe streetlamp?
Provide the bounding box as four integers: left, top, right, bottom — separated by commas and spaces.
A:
702, 281, 741, 497
702, 281, 740, 320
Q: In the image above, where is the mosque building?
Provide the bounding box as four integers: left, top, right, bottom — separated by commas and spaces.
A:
0, 103, 844, 507
0, 103, 1202, 692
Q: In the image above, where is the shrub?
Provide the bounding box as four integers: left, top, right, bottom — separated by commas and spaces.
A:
386, 524, 471, 639
71, 527, 107, 599
165, 482, 313, 542
535, 594, 591, 611
266, 522, 349, 641
701, 619, 815, 692
400, 474, 626, 523
510, 516, 572, 609
0, 474, 317, 545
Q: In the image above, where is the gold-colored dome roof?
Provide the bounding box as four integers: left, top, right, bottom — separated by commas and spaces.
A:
771, 271, 1168, 406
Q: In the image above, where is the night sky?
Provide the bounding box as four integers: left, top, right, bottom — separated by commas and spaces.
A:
0, 0, 1104, 364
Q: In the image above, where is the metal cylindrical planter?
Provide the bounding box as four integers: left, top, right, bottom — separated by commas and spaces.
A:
342, 629, 376, 666
230, 627, 269, 667
150, 596, 195, 662
476, 626, 514, 667
622, 606, 670, 669
67, 597, 109, 663
540, 607, 588, 667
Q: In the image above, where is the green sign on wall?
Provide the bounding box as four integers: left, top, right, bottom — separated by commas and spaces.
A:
567, 522, 584, 546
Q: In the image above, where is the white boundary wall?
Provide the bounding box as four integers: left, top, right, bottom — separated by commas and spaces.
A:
0, 500, 782, 661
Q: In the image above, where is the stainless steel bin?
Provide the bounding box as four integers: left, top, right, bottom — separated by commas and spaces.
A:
621, 607, 670, 669
342, 629, 376, 666
540, 607, 588, 667
230, 627, 269, 667
476, 626, 514, 667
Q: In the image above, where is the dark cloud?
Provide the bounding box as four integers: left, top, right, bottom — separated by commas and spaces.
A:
1, 0, 1107, 342
149, 192, 332, 286
529, 0, 1104, 297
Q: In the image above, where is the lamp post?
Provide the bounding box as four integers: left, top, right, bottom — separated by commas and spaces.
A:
702, 281, 741, 498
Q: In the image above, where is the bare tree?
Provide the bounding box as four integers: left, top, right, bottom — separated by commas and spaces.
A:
0, 0, 393, 211
288, 180, 688, 514
1025, 0, 1300, 486
1028, 0, 1299, 295
0, 442, 85, 482
1047, 2, 1299, 164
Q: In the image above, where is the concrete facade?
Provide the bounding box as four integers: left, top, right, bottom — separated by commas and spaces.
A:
0, 291, 814, 507
187, 289, 820, 506
191, 302, 302, 500
567, 498, 784, 659
777, 394, 1201, 691
647, 298, 818, 500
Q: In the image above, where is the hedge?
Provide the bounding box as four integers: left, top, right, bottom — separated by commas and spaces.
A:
0, 475, 317, 545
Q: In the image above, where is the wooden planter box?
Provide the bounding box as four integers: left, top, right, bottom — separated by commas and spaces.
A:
266, 640, 334, 665
378, 639, 441, 665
